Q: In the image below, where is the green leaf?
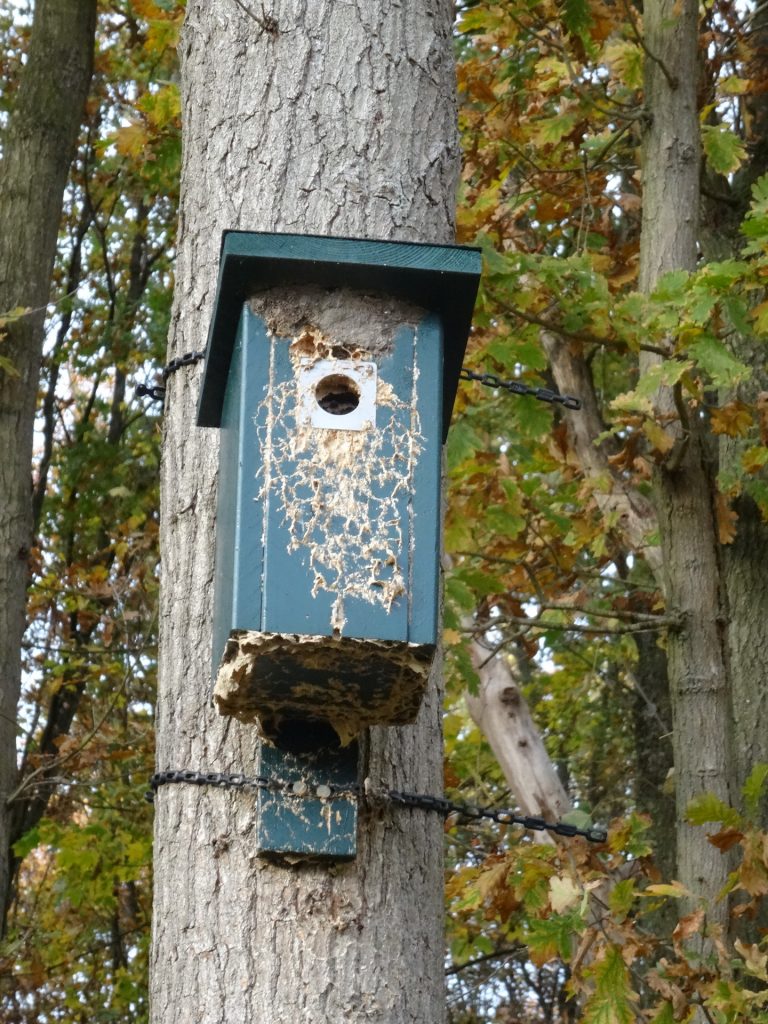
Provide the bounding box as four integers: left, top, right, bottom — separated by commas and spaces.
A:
12, 825, 41, 859
608, 878, 636, 919
743, 764, 768, 818
603, 40, 644, 90
526, 909, 585, 961
688, 336, 750, 388
649, 1003, 676, 1024
582, 945, 636, 1024
458, 8, 488, 33
532, 112, 577, 147
652, 269, 689, 301
702, 124, 748, 176
0, 353, 19, 378
447, 419, 482, 469
446, 574, 477, 613
560, 0, 593, 40
686, 791, 741, 829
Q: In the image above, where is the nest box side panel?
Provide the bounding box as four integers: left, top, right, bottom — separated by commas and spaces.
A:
408, 311, 443, 646
211, 309, 268, 674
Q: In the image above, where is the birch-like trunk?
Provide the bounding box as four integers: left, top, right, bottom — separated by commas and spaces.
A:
466, 640, 570, 830
150, 2, 459, 1021
0, 0, 96, 930
640, 0, 733, 925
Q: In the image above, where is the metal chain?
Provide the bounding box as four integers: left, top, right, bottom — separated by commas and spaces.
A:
146, 769, 607, 844
135, 351, 206, 402
459, 368, 582, 411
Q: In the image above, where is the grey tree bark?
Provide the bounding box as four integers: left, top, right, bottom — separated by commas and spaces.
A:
0, 0, 96, 931
639, 0, 733, 927
150, 2, 459, 1021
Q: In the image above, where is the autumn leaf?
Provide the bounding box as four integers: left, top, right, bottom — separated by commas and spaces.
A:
701, 123, 748, 175
672, 908, 705, 944
708, 827, 744, 852
115, 119, 149, 158
642, 419, 675, 456
716, 492, 739, 544
742, 445, 768, 474
734, 939, 768, 981
644, 881, 693, 899
549, 874, 581, 913
603, 40, 643, 89
710, 401, 753, 437
581, 945, 637, 1024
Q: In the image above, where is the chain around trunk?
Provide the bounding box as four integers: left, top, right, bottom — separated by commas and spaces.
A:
146, 769, 607, 844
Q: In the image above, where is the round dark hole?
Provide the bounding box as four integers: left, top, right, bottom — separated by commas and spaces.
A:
315, 374, 360, 416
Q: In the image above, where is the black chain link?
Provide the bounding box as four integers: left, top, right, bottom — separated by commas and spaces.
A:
459, 368, 582, 411
135, 351, 206, 402
146, 769, 607, 844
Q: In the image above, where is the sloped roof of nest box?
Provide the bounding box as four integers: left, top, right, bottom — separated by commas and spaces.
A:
196, 230, 482, 441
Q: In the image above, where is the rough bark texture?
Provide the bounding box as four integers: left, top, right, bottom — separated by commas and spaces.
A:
150, 2, 459, 1021
698, 2, 768, 831
640, 0, 733, 923
0, 0, 96, 930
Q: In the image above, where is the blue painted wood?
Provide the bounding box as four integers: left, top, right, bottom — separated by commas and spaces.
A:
408, 313, 444, 644
211, 310, 270, 673
197, 231, 482, 438
256, 741, 358, 859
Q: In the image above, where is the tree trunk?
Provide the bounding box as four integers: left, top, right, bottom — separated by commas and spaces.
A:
466, 640, 571, 830
0, 0, 96, 931
640, 0, 733, 924
150, 2, 459, 1021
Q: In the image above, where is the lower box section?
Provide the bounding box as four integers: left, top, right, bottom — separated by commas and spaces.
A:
256, 742, 358, 860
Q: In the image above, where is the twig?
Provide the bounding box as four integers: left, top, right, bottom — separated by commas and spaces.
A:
465, 613, 680, 637
231, 0, 277, 35
6, 674, 130, 806
489, 290, 670, 357
445, 944, 526, 977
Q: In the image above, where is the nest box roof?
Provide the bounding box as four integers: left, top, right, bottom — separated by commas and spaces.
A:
196, 230, 482, 441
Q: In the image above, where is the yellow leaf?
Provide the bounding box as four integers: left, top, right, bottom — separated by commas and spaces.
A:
644, 881, 693, 899
549, 875, 581, 913
603, 40, 644, 89
115, 120, 148, 159
742, 445, 768, 474
443, 628, 462, 645
477, 860, 510, 902
642, 420, 675, 455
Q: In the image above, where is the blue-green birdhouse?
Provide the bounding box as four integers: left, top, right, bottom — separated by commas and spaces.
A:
198, 232, 480, 751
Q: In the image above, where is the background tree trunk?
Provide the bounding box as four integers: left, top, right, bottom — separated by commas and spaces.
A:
0, 0, 96, 931
150, 2, 459, 1020
640, 0, 733, 926
466, 640, 571, 829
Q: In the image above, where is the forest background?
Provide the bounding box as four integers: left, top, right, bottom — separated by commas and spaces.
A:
2, 0, 768, 1021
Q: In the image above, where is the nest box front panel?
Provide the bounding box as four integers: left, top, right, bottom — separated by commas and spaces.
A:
211, 291, 442, 739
